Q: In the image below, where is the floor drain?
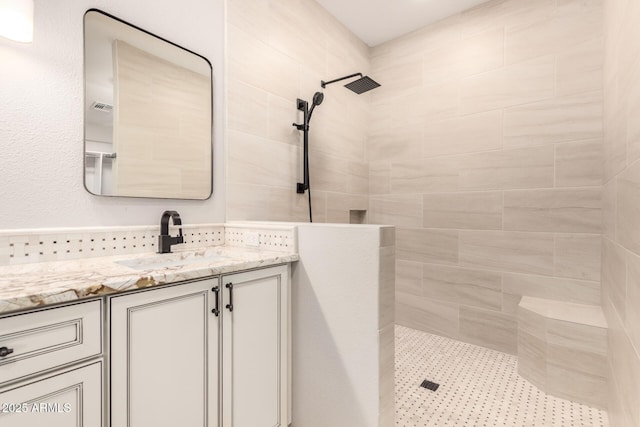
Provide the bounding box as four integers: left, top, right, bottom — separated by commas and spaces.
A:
420, 379, 440, 391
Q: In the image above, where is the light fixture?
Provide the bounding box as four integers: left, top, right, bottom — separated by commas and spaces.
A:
0, 0, 33, 43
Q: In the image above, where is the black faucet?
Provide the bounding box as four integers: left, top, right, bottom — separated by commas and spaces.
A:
158, 210, 184, 253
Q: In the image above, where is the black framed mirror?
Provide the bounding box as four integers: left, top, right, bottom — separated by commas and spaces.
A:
83, 9, 213, 200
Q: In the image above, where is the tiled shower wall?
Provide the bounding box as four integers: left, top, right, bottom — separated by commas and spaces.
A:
602, 0, 640, 426
225, 0, 370, 223
369, 0, 604, 354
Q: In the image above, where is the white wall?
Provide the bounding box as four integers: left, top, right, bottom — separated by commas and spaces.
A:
292, 224, 394, 427
0, 0, 225, 229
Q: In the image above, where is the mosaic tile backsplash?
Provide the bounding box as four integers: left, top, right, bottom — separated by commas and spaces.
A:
0, 222, 297, 266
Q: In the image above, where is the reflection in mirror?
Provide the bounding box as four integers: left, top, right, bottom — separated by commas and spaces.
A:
84, 10, 213, 199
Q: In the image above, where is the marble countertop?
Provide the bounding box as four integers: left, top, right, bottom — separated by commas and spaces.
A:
0, 246, 298, 315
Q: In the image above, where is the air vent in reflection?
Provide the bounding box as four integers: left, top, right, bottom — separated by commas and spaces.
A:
90, 101, 113, 113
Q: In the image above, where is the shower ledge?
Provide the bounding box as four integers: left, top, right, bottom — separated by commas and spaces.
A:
517, 296, 608, 410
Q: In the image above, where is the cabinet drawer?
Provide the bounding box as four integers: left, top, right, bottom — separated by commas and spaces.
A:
0, 300, 102, 384
0, 361, 103, 427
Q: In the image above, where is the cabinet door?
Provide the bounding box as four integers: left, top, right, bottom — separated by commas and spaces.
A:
110, 279, 219, 427
221, 265, 289, 427
0, 361, 103, 427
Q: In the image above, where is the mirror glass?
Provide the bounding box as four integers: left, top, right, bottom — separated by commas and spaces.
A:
83, 10, 213, 199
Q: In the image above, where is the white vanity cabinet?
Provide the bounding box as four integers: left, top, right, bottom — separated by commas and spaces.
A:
0, 300, 104, 427
221, 265, 290, 427
109, 277, 220, 427
109, 264, 290, 427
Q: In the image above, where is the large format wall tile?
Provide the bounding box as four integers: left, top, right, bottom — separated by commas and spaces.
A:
268, 1, 327, 73
457, 28, 504, 77
423, 110, 503, 158
423, 264, 502, 310
602, 179, 617, 240
391, 158, 459, 193
392, 119, 557, 196
227, 0, 270, 41
626, 252, 640, 357
378, 324, 395, 427
505, 0, 602, 65
348, 161, 370, 195
554, 234, 601, 281
457, 145, 555, 191
379, 246, 396, 329
460, 0, 556, 39
369, 195, 423, 227
546, 317, 607, 356
368, 125, 422, 163
503, 91, 603, 147
396, 228, 459, 265
227, 183, 310, 222
394, 82, 459, 127
396, 293, 460, 339
227, 130, 297, 188
557, 37, 603, 97
518, 327, 547, 389
421, 44, 460, 86
602, 238, 627, 322
373, 56, 423, 99
369, 162, 391, 195
503, 188, 602, 233
268, 95, 301, 146
423, 191, 502, 230
396, 260, 422, 296
382, 14, 463, 62
459, 55, 555, 115
546, 345, 608, 409
606, 295, 640, 426
555, 139, 603, 187
618, 161, 640, 255
459, 231, 554, 275
603, 102, 628, 182
459, 306, 518, 354
227, 79, 269, 136
627, 60, 640, 165
314, 103, 368, 162
227, 25, 299, 100
308, 150, 350, 193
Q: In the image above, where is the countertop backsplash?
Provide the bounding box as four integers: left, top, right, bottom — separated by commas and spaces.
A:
0, 224, 226, 266
0, 222, 297, 266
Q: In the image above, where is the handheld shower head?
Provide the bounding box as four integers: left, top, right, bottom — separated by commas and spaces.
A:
312, 91, 324, 106
308, 91, 324, 122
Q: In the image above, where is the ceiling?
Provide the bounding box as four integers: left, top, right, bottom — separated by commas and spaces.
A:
315, 0, 492, 47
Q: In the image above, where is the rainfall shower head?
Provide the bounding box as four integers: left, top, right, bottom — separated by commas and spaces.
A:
344, 76, 381, 94
321, 73, 381, 94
